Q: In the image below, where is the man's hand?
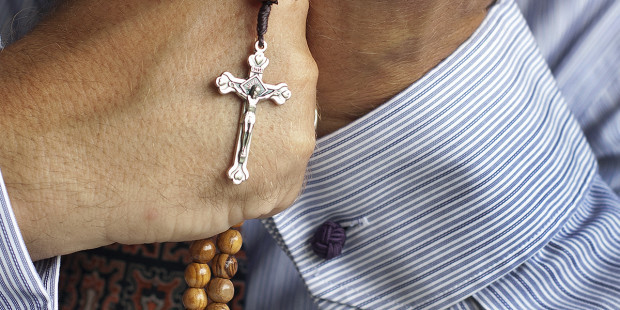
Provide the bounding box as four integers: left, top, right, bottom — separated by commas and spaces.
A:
0, 0, 317, 260
307, 0, 491, 137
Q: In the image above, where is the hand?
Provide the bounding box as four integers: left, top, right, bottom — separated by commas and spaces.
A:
0, 0, 317, 260
307, 0, 491, 136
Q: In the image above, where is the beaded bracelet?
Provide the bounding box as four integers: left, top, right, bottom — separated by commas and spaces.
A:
183, 223, 243, 310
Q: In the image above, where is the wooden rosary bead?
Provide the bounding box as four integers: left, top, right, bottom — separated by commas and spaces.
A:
182, 288, 208, 310
190, 239, 217, 263
231, 222, 244, 229
206, 277, 235, 303
212, 254, 238, 279
184, 263, 211, 288
217, 229, 242, 255
206, 303, 230, 310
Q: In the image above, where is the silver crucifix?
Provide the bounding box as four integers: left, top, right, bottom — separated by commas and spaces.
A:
215, 42, 291, 184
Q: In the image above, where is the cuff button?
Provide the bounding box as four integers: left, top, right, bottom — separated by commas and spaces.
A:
311, 221, 346, 260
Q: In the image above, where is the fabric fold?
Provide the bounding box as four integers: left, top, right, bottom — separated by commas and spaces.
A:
0, 169, 60, 310
265, 0, 599, 308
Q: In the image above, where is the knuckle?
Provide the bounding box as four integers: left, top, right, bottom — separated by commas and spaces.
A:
298, 132, 316, 162
284, 51, 319, 84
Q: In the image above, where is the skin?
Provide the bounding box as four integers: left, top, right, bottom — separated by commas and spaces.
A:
0, 0, 317, 260
0, 0, 493, 260
308, 0, 494, 137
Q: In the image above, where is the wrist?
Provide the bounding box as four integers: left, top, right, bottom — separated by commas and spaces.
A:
308, 0, 492, 137
0, 116, 109, 260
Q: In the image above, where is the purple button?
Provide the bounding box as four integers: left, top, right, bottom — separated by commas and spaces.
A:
311, 221, 346, 260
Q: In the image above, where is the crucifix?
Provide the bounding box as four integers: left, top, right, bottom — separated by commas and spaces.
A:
215, 41, 291, 184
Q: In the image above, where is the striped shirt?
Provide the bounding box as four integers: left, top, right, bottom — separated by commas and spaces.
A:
243, 0, 620, 309
1, 0, 619, 309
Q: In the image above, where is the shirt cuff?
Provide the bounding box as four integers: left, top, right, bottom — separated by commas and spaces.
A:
264, 0, 597, 308
0, 168, 59, 309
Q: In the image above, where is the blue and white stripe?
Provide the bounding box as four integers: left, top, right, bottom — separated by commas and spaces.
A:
0, 0, 619, 309
247, 0, 620, 309
475, 176, 620, 309
518, 0, 620, 195
0, 169, 59, 309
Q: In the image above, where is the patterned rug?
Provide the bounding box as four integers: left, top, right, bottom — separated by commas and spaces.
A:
59, 242, 247, 310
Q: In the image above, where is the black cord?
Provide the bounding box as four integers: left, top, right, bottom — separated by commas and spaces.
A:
257, 0, 278, 48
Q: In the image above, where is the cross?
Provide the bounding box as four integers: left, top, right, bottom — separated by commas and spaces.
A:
215, 42, 291, 184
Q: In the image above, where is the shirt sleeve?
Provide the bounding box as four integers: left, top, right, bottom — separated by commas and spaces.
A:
517, 0, 620, 195
255, 1, 620, 308
0, 168, 59, 310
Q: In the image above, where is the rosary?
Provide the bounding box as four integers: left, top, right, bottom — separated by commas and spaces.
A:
183, 1, 284, 309
216, 0, 290, 185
